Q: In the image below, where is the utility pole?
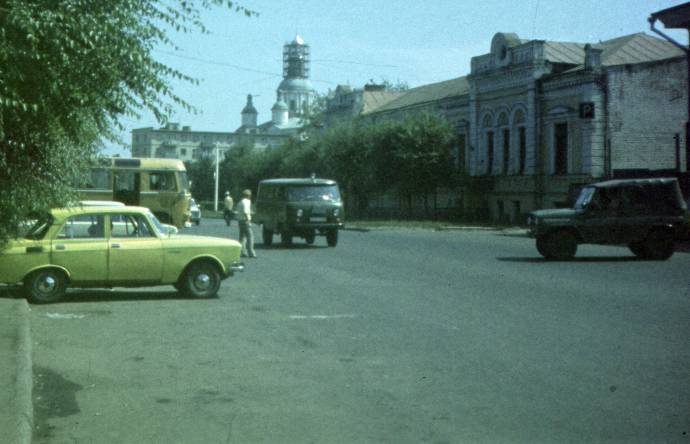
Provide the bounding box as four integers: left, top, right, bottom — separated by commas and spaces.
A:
214, 143, 220, 212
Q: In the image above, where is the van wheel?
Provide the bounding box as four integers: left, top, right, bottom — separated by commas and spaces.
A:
180, 262, 220, 298
536, 230, 577, 260
262, 227, 273, 246
642, 230, 674, 260
25, 269, 67, 304
305, 232, 315, 245
281, 232, 293, 247
326, 230, 338, 247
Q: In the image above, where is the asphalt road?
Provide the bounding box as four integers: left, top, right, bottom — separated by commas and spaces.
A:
30, 219, 690, 443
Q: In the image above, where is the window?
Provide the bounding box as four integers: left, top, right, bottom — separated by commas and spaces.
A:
518, 127, 526, 175
149, 172, 177, 191
481, 114, 494, 176
75, 168, 111, 190
58, 215, 106, 239
512, 109, 526, 175
503, 128, 510, 175
487, 131, 494, 175
554, 123, 568, 175
111, 214, 155, 238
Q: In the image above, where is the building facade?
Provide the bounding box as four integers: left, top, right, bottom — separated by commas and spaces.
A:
131, 36, 316, 162
349, 32, 687, 222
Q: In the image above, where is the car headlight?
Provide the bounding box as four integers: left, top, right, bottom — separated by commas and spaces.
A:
296, 209, 304, 218
333, 208, 340, 217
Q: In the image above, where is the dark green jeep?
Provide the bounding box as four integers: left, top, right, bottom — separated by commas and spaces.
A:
255, 178, 344, 247
527, 178, 687, 260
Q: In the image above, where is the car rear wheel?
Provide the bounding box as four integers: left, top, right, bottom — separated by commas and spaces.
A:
536, 230, 577, 260
24, 269, 67, 304
180, 262, 221, 298
262, 227, 273, 246
326, 229, 338, 247
642, 230, 675, 260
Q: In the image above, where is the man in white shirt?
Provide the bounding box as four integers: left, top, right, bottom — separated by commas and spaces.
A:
236, 189, 256, 258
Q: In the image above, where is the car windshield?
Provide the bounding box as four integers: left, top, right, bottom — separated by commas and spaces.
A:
287, 185, 341, 202
24, 214, 53, 240
574, 186, 595, 209
146, 210, 166, 235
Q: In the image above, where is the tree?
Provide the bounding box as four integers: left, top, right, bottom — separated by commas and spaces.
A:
0, 0, 253, 245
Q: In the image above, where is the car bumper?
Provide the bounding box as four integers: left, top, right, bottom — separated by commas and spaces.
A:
223, 261, 245, 278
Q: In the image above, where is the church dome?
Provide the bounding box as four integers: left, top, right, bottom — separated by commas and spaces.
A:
278, 78, 315, 93
272, 99, 288, 111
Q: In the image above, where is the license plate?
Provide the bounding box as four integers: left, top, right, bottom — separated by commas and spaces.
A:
310, 217, 326, 223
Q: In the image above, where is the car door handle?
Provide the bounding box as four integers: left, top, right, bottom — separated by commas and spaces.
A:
111, 243, 121, 249
55, 245, 66, 251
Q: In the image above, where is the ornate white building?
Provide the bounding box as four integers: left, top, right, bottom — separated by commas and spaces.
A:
131, 35, 316, 162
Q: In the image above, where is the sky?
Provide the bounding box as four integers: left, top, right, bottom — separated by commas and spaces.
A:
105, 0, 689, 156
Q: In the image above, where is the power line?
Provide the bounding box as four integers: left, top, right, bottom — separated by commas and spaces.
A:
154, 49, 280, 77
312, 59, 400, 69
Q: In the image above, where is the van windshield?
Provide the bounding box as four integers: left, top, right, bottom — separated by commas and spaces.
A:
287, 185, 341, 202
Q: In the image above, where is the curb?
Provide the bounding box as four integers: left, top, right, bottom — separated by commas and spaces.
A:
0, 297, 33, 444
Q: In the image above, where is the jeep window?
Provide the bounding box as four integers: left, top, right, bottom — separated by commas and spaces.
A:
574, 186, 595, 209
287, 185, 341, 202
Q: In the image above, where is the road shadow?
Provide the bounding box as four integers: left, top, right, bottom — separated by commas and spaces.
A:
0, 286, 22, 299
496, 256, 643, 263
257, 243, 328, 251
56, 288, 194, 304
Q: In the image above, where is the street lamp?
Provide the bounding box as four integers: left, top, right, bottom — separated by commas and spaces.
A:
649, 2, 690, 180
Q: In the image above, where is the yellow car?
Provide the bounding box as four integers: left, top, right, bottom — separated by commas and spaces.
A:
0, 206, 244, 303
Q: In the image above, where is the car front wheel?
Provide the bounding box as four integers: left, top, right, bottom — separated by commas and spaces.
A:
180, 262, 221, 298
24, 269, 67, 304
536, 230, 577, 260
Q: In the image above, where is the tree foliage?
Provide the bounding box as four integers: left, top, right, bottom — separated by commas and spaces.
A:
196, 112, 456, 218
0, 0, 253, 245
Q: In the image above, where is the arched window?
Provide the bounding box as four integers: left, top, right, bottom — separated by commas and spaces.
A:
481, 114, 494, 175
497, 112, 509, 175
512, 109, 526, 175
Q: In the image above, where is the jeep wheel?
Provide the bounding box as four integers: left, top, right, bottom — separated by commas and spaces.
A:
536, 230, 577, 260
262, 227, 273, 246
628, 241, 648, 259
326, 229, 338, 247
25, 269, 68, 304
642, 230, 674, 260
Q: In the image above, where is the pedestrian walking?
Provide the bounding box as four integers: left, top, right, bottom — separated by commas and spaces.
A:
223, 191, 234, 227
236, 189, 256, 258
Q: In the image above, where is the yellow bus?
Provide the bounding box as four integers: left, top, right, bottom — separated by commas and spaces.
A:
75, 157, 191, 228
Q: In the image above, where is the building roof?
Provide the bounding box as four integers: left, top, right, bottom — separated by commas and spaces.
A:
361, 90, 405, 114
597, 32, 685, 66
367, 76, 469, 114
650, 2, 690, 29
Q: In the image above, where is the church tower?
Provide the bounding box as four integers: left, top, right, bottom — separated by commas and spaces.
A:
276, 35, 316, 118
241, 94, 258, 128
